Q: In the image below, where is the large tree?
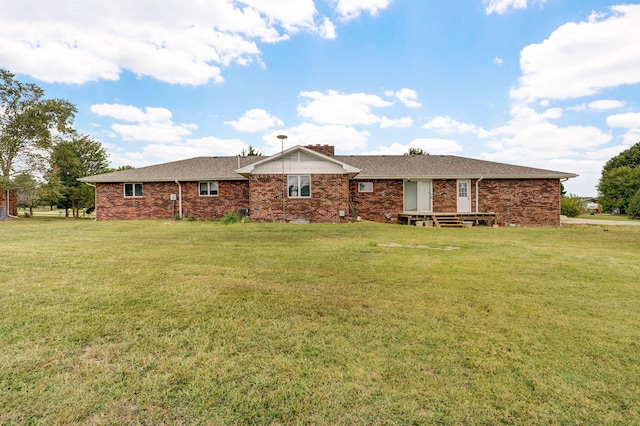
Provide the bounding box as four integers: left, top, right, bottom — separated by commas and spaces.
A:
0, 69, 76, 180
598, 142, 640, 213
14, 171, 40, 217
51, 135, 110, 218
598, 166, 640, 214
602, 141, 640, 173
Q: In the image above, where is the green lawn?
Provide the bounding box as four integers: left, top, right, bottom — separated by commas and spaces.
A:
1, 220, 639, 424
577, 213, 639, 222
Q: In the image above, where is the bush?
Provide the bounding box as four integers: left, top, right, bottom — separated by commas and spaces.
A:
218, 211, 242, 224
627, 189, 640, 220
560, 195, 584, 217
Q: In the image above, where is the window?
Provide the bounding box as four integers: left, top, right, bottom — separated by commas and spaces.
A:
124, 183, 143, 197
358, 182, 373, 192
288, 175, 311, 198
458, 181, 468, 198
199, 182, 219, 196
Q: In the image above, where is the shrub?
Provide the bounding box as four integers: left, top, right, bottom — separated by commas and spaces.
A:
560, 195, 584, 217
218, 211, 241, 224
627, 189, 640, 220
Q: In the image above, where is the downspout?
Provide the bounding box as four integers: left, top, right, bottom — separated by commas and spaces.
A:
475, 176, 484, 213
4, 188, 17, 219
175, 179, 183, 219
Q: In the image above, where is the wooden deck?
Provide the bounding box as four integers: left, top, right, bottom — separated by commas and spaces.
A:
397, 212, 497, 228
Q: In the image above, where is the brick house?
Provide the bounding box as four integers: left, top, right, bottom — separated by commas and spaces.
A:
1, 188, 18, 219
79, 144, 577, 226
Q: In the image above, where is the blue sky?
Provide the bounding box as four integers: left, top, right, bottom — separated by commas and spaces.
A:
2, 0, 640, 196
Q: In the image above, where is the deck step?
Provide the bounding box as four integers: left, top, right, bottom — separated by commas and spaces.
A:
432, 215, 464, 228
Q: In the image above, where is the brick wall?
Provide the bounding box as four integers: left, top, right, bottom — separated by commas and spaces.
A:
349, 178, 561, 226
249, 174, 350, 223
432, 179, 458, 212
181, 181, 249, 219
349, 180, 403, 223
94, 177, 561, 225
479, 179, 561, 226
95, 181, 249, 220
1, 189, 18, 217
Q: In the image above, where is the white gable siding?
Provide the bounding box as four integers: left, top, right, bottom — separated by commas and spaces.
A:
251, 151, 346, 175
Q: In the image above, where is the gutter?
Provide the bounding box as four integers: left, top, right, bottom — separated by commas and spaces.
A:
175, 179, 183, 219
475, 176, 483, 213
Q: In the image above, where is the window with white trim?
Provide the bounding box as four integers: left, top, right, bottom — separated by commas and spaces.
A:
288, 175, 311, 198
358, 182, 373, 192
124, 183, 143, 197
199, 182, 219, 196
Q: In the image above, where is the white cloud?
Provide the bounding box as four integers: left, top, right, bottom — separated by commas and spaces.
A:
111, 136, 248, 166
620, 128, 640, 145
91, 104, 173, 123
477, 104, 613, 194
484, 0, 545, 15
380, 116, 413, 128
226, 109, 284, 132
297, 90, 393, 126
0, 0, 337, 85
111, 122, 197, 143
318, 17, 337, 39
588, 100, 626, 111
262, 123, 369, 153
570, 99, 626, 112
146, 137, 247, 160
606, 112, 640, 129
407, 138, 463, 155
362, 139, 462, 156
607, 113, 640, 145
481, 105, 611, 156
541, 107, 562, 120
330, 0, 395, 21
91, 103, 197, 142
386, 88, 421, 108
512, 5, 640, 102
493, 56, 503, 65
422, 116, 481, 135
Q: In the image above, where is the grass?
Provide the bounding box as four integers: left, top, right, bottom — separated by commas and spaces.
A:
577, 213, 639, 222
20, 207, 95, 220
1, 220, 639, 424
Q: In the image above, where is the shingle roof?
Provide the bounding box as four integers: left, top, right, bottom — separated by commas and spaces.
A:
79, 156, 262, 183
335, 155, 577, 179
80, 149, 577, 182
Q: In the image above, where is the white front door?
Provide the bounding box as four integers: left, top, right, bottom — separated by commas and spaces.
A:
457, 179, 471, 212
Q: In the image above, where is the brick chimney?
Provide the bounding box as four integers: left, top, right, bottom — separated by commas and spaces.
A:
306, 144, 335, 156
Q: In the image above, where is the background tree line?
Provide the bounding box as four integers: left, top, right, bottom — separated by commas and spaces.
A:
1, 69, 111, 218
597, 142, 640, 219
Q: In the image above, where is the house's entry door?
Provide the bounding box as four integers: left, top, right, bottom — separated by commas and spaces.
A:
457, 179, 471, 212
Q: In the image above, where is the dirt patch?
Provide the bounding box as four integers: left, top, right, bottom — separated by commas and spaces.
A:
377, 242, 459, 250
